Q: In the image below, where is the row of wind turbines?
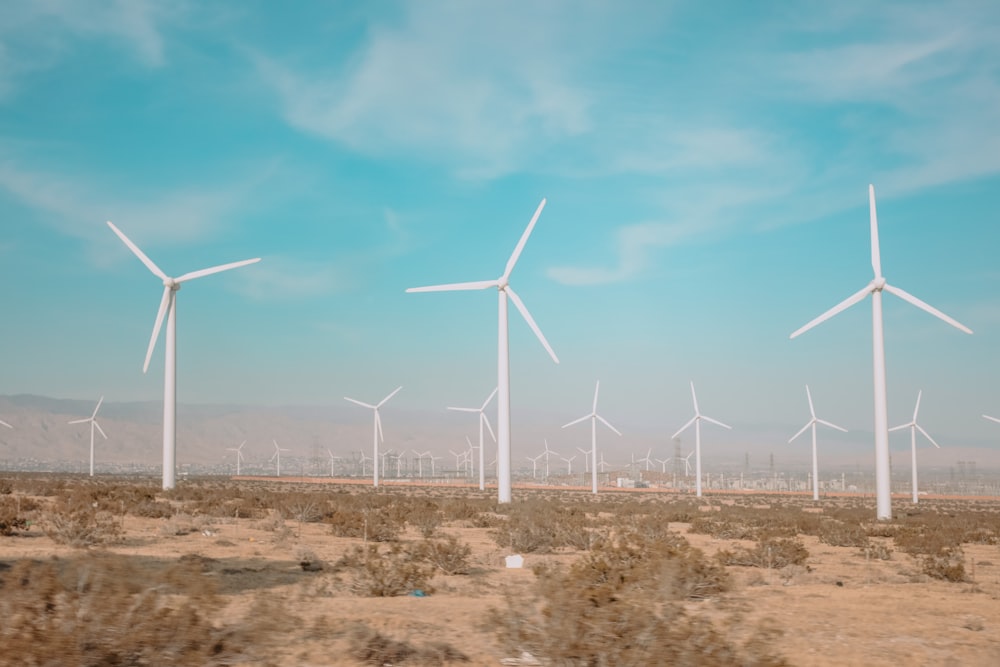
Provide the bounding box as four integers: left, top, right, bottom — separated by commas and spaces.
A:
66, 184, 990, 522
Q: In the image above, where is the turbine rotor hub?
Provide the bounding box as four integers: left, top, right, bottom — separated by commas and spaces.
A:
872, 277, 886, 291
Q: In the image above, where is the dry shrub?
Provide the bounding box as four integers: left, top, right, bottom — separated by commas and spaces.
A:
348, 623, 468, 665
407, 504, 443, 538
340, 543, 435, 597
492, 499, 593, 553
0, 553, 259, 666
818, 520, 870, 548
489, 529, 782, 666
921, 547, 968, 582
717, 537, 809, 569
413, 534, 473, 575
0, 496, 28, 536
42, 499, 122, 548
326, 504, 402, 542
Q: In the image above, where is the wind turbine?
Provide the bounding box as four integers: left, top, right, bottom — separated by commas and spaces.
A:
326, 448, 339, 477
270, 440, 289, 477
540, 439, 559, 479
577, 447, 591, 473
526, 452, 543, 479
681, 451, 694, 476
447, 387, 497, 491
789, 385, 847, 501
789, 185, 971, 520
226, 440, 246, 476
68, 396, 107, 477
563, 381, 621, 494
672, 382, 731, 498
655, 457, 671, 473
561, 454, 576, 475
889, 390, 940, 504
344, 386, 402, 489
407, 199, 559, 504
106, 221, 261, 490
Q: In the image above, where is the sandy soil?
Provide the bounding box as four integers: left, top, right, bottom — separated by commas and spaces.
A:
2, 481, 1000, 666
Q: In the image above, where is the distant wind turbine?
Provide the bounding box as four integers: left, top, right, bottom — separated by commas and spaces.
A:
447, 387, 497, 491
107, 221, 261, 490
889, 390, 940, 504
563, 381, 621, 494
345, 386, 402, 489
326, 448, 340, 477
561, 454, 576, 475
789, 386, 847, 501
672, 382, 731, 498
789, 185, 971, 520
226, 440, 246, 476
407, 199, 559, 504
270, 440, 289, 477
68, 396, 107, 477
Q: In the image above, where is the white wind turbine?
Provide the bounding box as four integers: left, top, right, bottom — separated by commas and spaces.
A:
672, 382, 731, 498
889, 390, 940, 504
226, 440, 246, 476
344, 386, 402, 489
540, 439, 559, 479
326, 448, 339, 477
790, 185, 971, 520
680, 451, 694, 476
407, 200, 559, 504
68, 396, 107, 477
561, 454, 576, 475
107, 221, 260, 490
447, 387, 498, 491
563, 381, 621, 495
789, 385, 847, 501
270, 440, 289, 477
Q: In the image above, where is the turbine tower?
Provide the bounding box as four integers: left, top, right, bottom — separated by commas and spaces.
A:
68, 396, 107, 477
790, 185, 971, 520
270, 440, 289, 476
345, 386, 402, 489
226, 440, 246, 476
407, 200, 558, 504
107, 221, 260, 490
562, 381, 621, 494
889, 390, 940, 504
672, 382, 731, 498
789, 385, 847, 501
447, 387, 498, 491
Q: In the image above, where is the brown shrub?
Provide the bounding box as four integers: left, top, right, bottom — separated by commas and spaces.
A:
340, 543, 435, 597
717, 537, 810, 569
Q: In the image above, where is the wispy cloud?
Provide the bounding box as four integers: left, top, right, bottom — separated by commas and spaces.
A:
0, 161, 255, 258
230, 255, 354, 301
0, 0, 178, 99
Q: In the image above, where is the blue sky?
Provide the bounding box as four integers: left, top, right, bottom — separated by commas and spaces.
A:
2, 1, 999, 462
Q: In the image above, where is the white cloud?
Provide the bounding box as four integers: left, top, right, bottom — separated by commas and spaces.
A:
229, 255, 354, 301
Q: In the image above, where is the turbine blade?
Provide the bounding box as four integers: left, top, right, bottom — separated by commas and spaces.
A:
913, 390, 923, 421
869, 184, 882, 280
0, 420, 10, 428
790, 284, 872, 339
481, 387, 498, 409
94, 421, 107, 439
378, 385, 403, 407
805, 385, 815, 418
592, 380, 600, 413
915, 424, 941, 448
107, 221, 168, 281
984, 415, 1000, 424
92, 396, 104, 418
502, 198, 546, 282
143, 286, 172, 374
562, 414, 591, 429
816, 418, 848, 433
596, 414, 622, 436
177, 258, 261, 283
482, 413, 497, 442
68, 418, 89, 424
376, 412, 384, 442
702, 415, 732, 430
344, 397, 376, 409
888, 423, 909, 432
882, 284, 973, 334
690, 381, 699, 415
447, 406, 478, 413
672, 416, 697, 440
506, 286, 559, 363
406, 279, 498, 293
789, 422, 811, 443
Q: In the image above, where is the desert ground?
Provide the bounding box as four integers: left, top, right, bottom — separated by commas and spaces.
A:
2, 474, 999, 666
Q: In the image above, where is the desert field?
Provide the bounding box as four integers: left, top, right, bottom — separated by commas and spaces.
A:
2, 474, 999, 666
